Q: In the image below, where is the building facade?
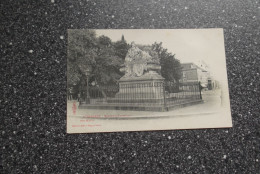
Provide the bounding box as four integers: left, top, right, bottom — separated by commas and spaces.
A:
180, 63, 210, 88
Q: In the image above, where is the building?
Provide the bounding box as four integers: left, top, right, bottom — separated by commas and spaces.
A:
180, 62, 210, 88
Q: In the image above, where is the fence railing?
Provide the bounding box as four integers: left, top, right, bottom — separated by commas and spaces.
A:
78, 81, 202, 107
165, 82, 201, 106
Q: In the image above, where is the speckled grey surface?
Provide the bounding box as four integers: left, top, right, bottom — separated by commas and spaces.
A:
1, 0, 260, 173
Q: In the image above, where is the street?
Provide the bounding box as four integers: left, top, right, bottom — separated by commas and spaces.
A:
67, 89, 232, 133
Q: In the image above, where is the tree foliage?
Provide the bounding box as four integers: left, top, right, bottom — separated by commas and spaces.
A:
113, 35, 129, 60
67, 30, 127, 89
67, 30, 97, 87
94, 35, 123, 85
152, 42, 182, 82
67, 30, 182, 96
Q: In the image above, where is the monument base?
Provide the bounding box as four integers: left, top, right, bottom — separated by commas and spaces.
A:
108, 72, 165, 104
78, 99, 203, 112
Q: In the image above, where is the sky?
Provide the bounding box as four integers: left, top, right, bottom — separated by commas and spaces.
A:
95, 29, 228, 82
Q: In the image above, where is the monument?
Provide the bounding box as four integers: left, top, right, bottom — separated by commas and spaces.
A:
108, 43, 165, 104
78, 42, 202, 112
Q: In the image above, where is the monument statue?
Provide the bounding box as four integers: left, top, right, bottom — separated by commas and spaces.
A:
108, 43, 165, 105
120, 42, 162, 80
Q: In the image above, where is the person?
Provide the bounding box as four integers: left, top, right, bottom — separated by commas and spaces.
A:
67, 88, 69, 100
77, 92, 81, 102
199, 82, 203, 99
68, 87, 73, 100
199, 83, 203, 92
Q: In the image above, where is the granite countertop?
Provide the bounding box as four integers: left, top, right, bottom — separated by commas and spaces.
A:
1, 0, 259, 173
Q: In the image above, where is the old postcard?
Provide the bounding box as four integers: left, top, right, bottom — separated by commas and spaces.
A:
67, 29, 232, 133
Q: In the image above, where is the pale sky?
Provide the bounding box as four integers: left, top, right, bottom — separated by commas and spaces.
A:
96, 29, 228, 82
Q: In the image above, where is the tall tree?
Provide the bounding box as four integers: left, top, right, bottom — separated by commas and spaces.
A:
114, 35, 129, 60
67, 31, 124, 89
67, 29, 97, 87
152, 42, 182, 82
93, 35, 123, 85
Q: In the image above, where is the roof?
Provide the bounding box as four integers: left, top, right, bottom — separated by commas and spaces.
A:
181, 62, 207, 72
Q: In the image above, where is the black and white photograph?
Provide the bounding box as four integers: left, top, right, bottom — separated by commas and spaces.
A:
67, 29, 232, 133
3, 0, 260, 173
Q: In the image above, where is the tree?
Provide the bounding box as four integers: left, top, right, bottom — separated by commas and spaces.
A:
67, 29, 98, 87
114, 35, 129, 60
152, 42, 182, 82
67, 30, 125, 98
98, 35, 112, 47
93, 35, 123, 85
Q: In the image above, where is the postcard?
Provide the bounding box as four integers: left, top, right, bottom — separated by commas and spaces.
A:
67, 29, 232, 133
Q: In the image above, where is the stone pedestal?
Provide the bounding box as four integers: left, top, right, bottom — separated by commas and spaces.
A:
108, 71, 165, 104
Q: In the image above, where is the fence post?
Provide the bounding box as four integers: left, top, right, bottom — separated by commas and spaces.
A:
199, 81, 202, 99
162, 81, 167, 111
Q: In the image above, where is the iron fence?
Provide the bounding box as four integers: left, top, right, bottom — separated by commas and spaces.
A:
79, 81, 202, 108
165, 82, 201, 106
